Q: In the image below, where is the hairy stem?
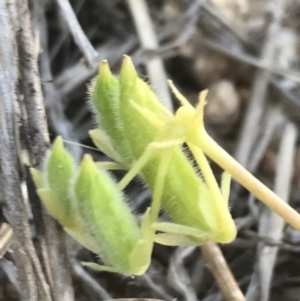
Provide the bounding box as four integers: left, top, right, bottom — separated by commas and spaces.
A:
198, 131, 300, 231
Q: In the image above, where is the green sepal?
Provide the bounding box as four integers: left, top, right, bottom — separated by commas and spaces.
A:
120, 56, 163, 115
90, 60, 131, 162
119, 55, 139, 87
30, 168, 44, 190
89, 129, 123, 163
74, 154, 110, 222
37, 188, 77, 228
74, 154, 141, 273
119, 56, 162, 162
129, 239, 151, 276
65, 228, 101, 255
127, 208, 153, 276
90, 60, 118, 124
81, 262, 119, 273
46, 136, 75, 201
31, 137, 77, 229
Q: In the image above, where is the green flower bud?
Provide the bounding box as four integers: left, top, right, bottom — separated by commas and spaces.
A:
31, 137, 77, 228
74, 154, 141, 273
89, 56, 236, 244
89, 60, 130, 163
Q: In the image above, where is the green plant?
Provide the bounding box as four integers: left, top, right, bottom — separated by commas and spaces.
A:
31, 137, 154, 275
90, 55, 300, 240
89, 56, 236, 245
31, 56, 300, 276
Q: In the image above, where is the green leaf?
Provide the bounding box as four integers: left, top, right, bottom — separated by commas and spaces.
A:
46, 137, 75, 200
30, 168, 44, 190
37, 188, 77, 228
74, 154, 141, 273
89, 57, 233, 243
89, 60, 130, 163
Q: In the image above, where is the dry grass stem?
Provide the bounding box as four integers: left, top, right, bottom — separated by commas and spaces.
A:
201, 242, 246, 301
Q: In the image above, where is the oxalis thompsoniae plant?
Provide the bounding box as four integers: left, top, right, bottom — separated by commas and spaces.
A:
89, 55, 300, 239
31, 55, 300, 276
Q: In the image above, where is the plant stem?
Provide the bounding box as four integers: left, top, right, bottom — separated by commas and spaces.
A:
198, 131, 300, 232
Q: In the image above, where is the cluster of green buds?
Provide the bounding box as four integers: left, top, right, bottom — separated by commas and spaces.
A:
89, 56, 237, 245
31, 138, 150, 275
31, 55, 300, 277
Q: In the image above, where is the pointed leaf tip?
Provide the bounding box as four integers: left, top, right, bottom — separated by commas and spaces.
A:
52, 136, 64, 154
199, 89, 208, 106
47, 135, 75, 198
123, 54, 131, 61
81, 154, 95, 173
82, 153, 93, 164
122, 55, 133, 67
99, 59, 112, 79
30, 168, 44, 189
54, 135, 63, 145
49, 136, 72, 166
120, 55, 138, 80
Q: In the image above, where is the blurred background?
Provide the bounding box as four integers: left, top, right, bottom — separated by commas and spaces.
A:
1, 0, 300, 300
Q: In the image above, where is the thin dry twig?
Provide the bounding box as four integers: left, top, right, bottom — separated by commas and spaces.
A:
234, 0, 286, 168
0, 223, 13, 258
167, 247, 198, 301
55, 0, 98, 66
246, 121, 298, 301
137, 271, 174, 301
31, 0, 82, 160
49, 0, 85, 62
247, 106, 284, 173
201, 242, 246, 301
0, 258, 20, 294
241, 230, 300, 252
126, 0, 173, 110
107, 299, 165, 301
198, 35, 300, 86
72, 261, 112, 300
201, 0, 252, 47
55, 38, 136, 98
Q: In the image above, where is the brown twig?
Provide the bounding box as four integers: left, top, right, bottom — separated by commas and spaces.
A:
0, 223, 13, 258
0, 1, 50, 299
201, 242, 246, 301
15, 0, 75, 299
